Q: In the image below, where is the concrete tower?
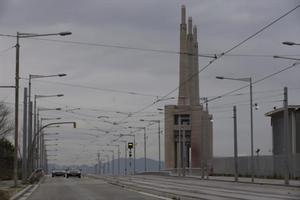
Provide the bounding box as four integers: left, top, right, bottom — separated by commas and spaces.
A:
164, 5, 213, 172
178, 6, 200, 106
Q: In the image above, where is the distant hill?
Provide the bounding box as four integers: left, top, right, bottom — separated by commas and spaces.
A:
48, 158, 164, 175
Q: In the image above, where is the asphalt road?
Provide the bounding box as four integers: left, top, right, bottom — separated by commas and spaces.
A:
26, 176, 164, 200
105, 175, 300, 200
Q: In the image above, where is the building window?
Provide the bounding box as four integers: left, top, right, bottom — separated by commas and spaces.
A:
174, 114, 190, 125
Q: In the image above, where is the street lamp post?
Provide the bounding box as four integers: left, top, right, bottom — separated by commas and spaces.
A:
30, 121, 75, 172
28, 74, 66, 165
107, 144, 120, 175
39, 118, 60, 170
128, 126, 147, 172
33, 95, 63, 169
13, 31, 71, 187
114, 133, 136, 174
216, 76, 254, 182
140, 119, 161, 171
119, 140, 128, 175
101, 150, 114, 175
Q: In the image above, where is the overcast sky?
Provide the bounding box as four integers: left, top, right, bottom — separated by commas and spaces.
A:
0, 0, 299, 166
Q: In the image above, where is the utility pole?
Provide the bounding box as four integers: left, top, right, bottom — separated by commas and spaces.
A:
97, 151, 100, 174
39, 131, 44, 170
117, 146, 120, 175
36, 111, 40, 168
13, 32, 20, 187
133, 136, 136, 174
284, 87, 289, 185
250, 78, 254, 183
22, 88, 28, 183
33, 96, 37, 169
124, 143, 127, 175
233, 106, 238, 182
158, 120, 161, 171
112, 151, 115, 175
178, 114, 182, 176
143, 128, 147, 172
28, 102, 33, 175
182, 119, 186, 177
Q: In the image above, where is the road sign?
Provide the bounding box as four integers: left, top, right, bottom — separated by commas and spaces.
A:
128, 142, 133, 149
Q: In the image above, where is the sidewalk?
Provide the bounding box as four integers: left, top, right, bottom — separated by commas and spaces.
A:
186, 175, 300, 187
0, 180, 27, 200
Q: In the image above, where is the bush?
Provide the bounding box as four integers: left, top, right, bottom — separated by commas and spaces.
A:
0, 138, 14, 180
0, 190, 9, 200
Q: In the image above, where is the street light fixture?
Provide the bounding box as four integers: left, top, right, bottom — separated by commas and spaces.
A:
118, 140, 128, 175
103, 119, 128, 126
140, 119, 162, 171
41, 117, 61, 121
44, 143, 58, 146
27, 74, 66, 176
216, 76, 254, 182
273, 55, 300, 61
107, 144, 120, 175
114, 133, 136, 174
13, 31, 71, 186
154, 97, 175, 103
41, 133, 59, 136
0, 85, 15, 88
128, 126, 147, 172
33, 95, 63, 171
44, 138, 59, 142
97, 115, 109, 119
100, 149, 114, 175
282, 41, 300, 46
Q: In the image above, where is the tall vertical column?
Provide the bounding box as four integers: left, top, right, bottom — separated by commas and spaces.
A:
187, 17, 195, 106
283, 87, 289, 185
178, 5, 189, 105
36, 112, 39, 168
193, 26, 200, 105
28, 102, 33, 174
22, 88, 28, 182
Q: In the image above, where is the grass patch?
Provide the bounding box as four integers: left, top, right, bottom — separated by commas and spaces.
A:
0, 185, 27, 200
0, 189, 10, 200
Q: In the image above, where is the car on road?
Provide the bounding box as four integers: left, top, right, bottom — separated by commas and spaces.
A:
66, 169, 81, 178
51, 169, 66, 177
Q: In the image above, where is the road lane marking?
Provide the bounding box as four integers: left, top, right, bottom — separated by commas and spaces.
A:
18, 184, 39, 200
125, 187, 173, 200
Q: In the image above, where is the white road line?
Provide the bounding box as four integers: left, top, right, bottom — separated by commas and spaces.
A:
125, 188, 173, 200
18, 184, 39, 200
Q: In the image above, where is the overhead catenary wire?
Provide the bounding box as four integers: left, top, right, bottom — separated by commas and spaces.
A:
207, 62, 300, 104
1, 5, 298, 163
118, 4, 300, 119
21, 37, 216, 59
209, 93, 283, 109
0, 46, 14, 56
19, 78, 166, 98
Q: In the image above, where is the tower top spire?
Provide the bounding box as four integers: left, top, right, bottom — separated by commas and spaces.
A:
193, 26, 197, 41
188, 17, 193, 34
181, 5, 186, 24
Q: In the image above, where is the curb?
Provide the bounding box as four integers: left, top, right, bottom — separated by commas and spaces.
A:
10, 184, 33, 200
9, 175, 46, 200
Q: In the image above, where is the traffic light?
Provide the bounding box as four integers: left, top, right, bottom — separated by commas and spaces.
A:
128, 142, 133, 149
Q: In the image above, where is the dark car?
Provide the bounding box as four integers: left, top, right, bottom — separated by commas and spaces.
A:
66, 169, 81, 178
52, 169, 66, 177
